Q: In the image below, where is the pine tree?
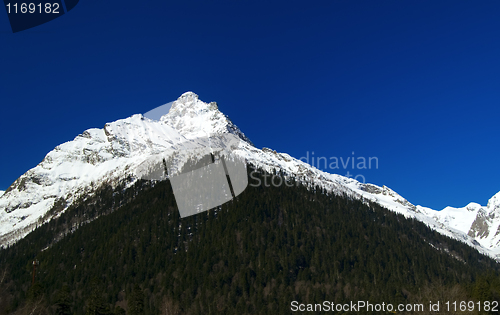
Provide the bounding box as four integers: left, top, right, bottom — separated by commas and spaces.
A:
86, 279, 111, 315
127, 284, 145, 315
114, 306, 126, 315
54, 285, 72, 315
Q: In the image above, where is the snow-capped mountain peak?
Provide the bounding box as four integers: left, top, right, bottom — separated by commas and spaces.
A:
0, 93, 253, 246
161, 91, 252, 144
1, 92, 500, 262
487, 191, 500, 211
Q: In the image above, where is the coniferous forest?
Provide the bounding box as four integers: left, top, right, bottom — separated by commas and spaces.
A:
0, 167, 499, 314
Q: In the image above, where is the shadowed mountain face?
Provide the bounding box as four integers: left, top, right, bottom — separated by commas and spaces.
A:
0, 92, 499, 313
0, 169, 499, 314
1, 92, 500, 263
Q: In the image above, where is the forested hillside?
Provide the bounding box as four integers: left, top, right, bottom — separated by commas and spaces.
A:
1, 168, 499, 314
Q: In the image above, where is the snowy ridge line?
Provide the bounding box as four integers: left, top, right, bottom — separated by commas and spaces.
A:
231, 143, 496, 260
0, 92, 499, 261
0, 173, 136, 248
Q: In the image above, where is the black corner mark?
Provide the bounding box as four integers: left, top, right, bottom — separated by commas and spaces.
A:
4, 0, 65, 33
64, 0, 77, 12
3, 0, 79, 33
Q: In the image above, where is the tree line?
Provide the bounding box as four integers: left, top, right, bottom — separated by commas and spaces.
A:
0, 167, 499, 314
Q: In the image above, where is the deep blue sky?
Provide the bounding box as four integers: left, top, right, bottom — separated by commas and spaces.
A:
1, 0, 499, 210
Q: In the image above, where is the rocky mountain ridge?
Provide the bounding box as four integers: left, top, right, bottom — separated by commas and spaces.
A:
1, 92, 499, 261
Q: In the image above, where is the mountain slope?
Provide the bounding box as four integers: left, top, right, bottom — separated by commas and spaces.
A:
1, 171, 499, 314
0, 92, 499, 262
426, 192, 500, 251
